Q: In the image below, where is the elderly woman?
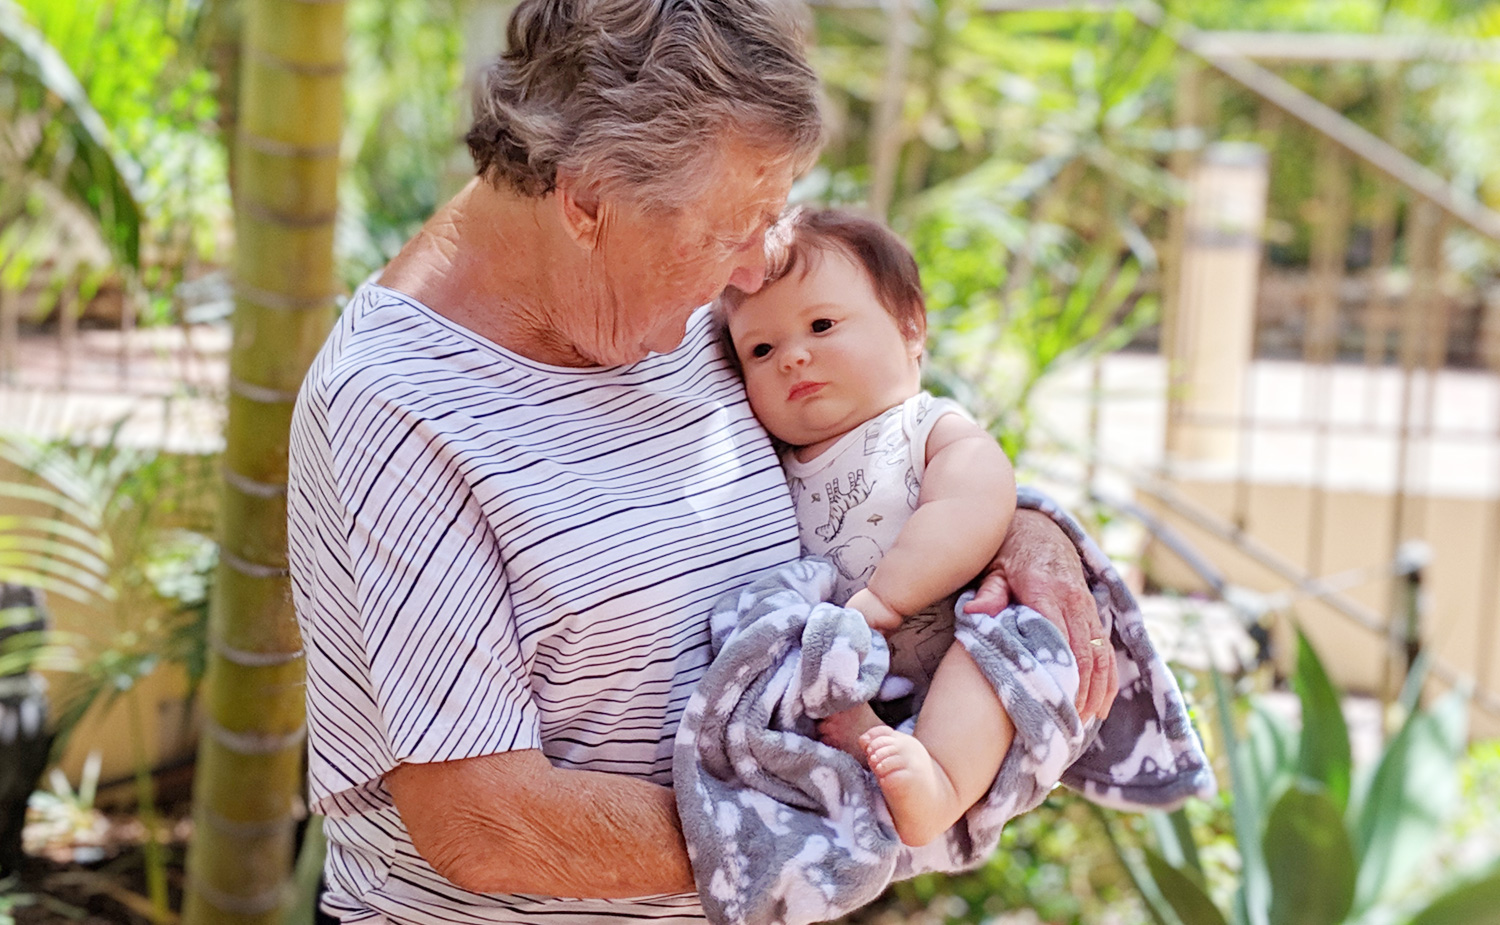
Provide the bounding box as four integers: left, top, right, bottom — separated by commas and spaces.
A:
287, 0, 1116, 921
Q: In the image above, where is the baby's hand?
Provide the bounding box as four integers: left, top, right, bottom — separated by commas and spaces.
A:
962, 570, 1011, 615
846, 588, 902, 632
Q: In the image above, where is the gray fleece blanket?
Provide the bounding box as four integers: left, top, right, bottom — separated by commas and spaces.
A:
673, 488, 1215, 925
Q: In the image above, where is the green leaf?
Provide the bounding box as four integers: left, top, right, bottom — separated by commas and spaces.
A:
1246, 699, 1297, 811
1397, 651, 1433, 717
1148, 808, 1202, 875
1145, 848, 1230, 925
1406, 862, 1500, 925
1264, 783, 1356, 925
1212, 666, 1269, 925
1351, 690, 1468, 913
1091, 804, 1178, 925
0, 0, 142, 267
1292, 628, 1352, 811
284, 816, 329, 925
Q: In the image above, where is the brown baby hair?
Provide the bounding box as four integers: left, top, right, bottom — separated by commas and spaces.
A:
719, 207, 927, 343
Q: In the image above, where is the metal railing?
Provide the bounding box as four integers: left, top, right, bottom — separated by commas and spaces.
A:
807, 0, 1500, 722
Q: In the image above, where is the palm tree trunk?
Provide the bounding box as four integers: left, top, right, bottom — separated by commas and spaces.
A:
182, 0, 345, 921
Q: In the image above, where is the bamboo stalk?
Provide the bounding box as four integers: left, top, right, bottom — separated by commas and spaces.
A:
0, 287, 15, 385
1362, 68, 1401, 397
1303, 135, 1351, 579
1160, 58, 1202, 467
1382, 199, 1442, 705
182, 0, 345, 922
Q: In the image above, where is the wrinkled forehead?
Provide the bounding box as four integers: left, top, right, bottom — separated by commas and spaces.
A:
701, 147, 798, 229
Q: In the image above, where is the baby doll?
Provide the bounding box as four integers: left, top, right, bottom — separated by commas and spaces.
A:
720, 207, 1017, 847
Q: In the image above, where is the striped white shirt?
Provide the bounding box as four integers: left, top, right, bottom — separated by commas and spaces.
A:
287, 284, 800, 923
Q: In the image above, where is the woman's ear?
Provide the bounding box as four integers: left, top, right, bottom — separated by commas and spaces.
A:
556, 172, 602, 249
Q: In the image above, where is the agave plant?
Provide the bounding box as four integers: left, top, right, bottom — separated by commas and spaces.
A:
1107, 629, 1500, 925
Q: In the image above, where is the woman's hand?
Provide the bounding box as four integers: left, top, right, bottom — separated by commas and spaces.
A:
963, 509, 1118, 721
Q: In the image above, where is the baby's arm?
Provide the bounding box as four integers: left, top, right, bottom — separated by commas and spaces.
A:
846, 414, 1016, 629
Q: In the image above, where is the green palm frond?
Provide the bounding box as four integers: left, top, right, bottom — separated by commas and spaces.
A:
0, 0, 142, 268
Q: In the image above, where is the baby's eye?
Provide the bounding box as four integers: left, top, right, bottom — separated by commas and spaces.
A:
751, 343, 773, 359
810, 318, 834, 333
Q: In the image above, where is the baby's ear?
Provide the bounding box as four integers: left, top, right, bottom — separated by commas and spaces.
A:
905, 310, 928, 358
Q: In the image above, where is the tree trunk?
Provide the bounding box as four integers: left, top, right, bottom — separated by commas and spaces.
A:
182, 0, 345, 921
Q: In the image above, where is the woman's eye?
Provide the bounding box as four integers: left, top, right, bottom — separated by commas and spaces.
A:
811, 318, 834, 333
751, 343, 772, 359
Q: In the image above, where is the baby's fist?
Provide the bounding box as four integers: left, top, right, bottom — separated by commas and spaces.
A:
847, 588, 902, 632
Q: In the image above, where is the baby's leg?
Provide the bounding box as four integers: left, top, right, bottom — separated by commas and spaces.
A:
818, 703, 883, 762
861, 645, 1014, 847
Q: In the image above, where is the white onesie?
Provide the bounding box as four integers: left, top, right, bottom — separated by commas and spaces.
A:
782, 391, 974, 716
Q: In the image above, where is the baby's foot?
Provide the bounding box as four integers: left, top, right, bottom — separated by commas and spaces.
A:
818, 703, 884, 763
860, 725, 963, 847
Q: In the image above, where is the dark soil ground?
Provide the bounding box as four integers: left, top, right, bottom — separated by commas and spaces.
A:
4, 771, 194, 925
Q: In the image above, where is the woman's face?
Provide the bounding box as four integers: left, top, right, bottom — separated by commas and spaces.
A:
568, 139, 796, 366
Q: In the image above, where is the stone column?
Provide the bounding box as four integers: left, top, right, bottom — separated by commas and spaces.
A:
1166, 142, 1270, 468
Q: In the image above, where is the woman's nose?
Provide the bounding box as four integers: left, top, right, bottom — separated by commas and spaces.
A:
726, 250, 768, 294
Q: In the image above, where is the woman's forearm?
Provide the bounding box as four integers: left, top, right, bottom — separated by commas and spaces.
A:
386, 748, 695, 898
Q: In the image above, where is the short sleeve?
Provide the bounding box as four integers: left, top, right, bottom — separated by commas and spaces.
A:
332, 392, 542, 766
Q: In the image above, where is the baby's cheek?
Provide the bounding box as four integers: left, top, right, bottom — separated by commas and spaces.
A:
743, 374, 783, 433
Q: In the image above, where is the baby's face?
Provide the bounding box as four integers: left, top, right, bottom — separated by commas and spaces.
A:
727, 248, 923, 452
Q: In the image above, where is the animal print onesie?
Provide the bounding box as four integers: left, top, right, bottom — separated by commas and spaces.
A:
782, 391, 974, 719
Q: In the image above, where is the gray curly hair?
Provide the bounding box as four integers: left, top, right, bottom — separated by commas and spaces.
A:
465, 0, 823, 212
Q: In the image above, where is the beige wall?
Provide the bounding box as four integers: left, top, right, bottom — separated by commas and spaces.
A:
40, 591, 200, 789
1, 454, 211, 790
1142, 478, 1500, 740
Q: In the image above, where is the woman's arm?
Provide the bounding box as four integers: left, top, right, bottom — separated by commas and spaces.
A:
386, 748, 695, 897
966, 511, 1119, 721
849, 414, 1016, 627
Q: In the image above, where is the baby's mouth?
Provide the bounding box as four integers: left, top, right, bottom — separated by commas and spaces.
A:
788, 381, 825, 401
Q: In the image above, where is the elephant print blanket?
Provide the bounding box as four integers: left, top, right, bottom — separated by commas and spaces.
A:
673, 489, 1216, 925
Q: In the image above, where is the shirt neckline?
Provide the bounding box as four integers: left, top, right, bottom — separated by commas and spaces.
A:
781, 398, 908, 479
364, 282, 709, 379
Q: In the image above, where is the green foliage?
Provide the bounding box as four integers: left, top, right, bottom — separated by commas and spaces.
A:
3, 0, 226, 324
0, 433, 214, 922
1264, 783, 1356, 925
1405, 861, 1500, 925
0, 441, 112, 608
0, 434, 215, 750
0, 0, 143, 307
811, 3, 1175, 458
20, 0, 227, 263
339, 0, 466, 286
1293, 630, 1353, 812
1145, 845, 1228, 925
1349, 659, 1468, 915
1111, 631, 1485, 925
